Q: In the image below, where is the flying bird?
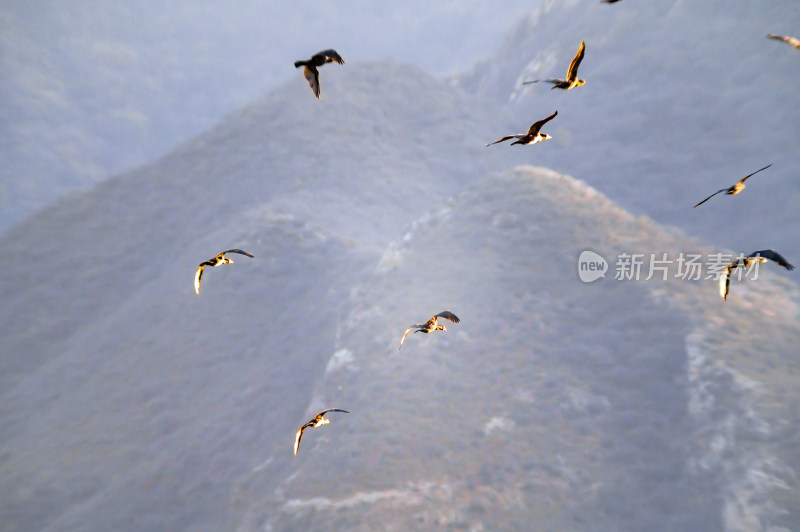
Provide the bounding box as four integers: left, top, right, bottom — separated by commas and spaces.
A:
485, 110, 557, 146
294, 409, 349, 456
523, 41, 586, 90
602, 0, 622, 3
767, 34, 800, 50
719, 249, 794, 301
294, 49, 345, 99
194, 249, 254, 295
693, 164, 772, 208
399, 310, 460, 349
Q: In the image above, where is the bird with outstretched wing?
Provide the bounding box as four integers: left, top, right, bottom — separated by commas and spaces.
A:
294, 49, 345, 99
523, 41, 586, 90
194, 249, 254, 295
399, 310, 461, 349
693, 164, 771, 208
294, 409, 349, 456
485, 111, 558, 146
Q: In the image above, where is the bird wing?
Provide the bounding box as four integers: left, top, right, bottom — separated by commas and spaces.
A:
526, 110, 558, 137
434, 310, 460, 323
313, 49, 345, 65
768, 34, 800, 49
194, 265, 205, 295
303, 66, 321, 98
399, 326, 415, 349
294, 426, 306, 456
736, 163, 772, 186
719, 265, 733, 300
566, 41, 586, 81
693, 188, 726, 208
747, 249, 794, 270
485, 135, 519, 146
319, 408, 350, 416
523, 79, 561, 86
221, 249, 254, 258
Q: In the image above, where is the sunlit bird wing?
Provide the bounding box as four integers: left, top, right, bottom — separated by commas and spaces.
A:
399, 326, 415, 349
767, 34, 800, 49
294, 426, 306, 456
719, 265, 733, 300
736, 163, 772, 186
566, 41, 586, 81
194, 265, 206, 295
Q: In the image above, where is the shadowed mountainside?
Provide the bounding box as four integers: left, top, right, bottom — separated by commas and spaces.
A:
0, 1, 535, 231
0, 61, 520, 531
455, 0, 800, 262
234, 166, 800, 532
1, 58, 799, 531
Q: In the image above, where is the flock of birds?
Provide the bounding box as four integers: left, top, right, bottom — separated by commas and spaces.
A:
189, 6, 797, 455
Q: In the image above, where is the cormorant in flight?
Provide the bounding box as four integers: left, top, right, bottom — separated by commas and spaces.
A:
294, 49, 345, 99
719, 249, 794, 301
693, 164, 772, 208
399, 310, 460, 349
294, 409, 349, 456
523, 41, 586, 90
485, 111, 557, 146
194, 249, 254, 295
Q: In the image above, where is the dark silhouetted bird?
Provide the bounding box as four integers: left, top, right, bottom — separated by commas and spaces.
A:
523, 41, 586, 90
294, 49, 345, 99
294, 409, 349, 456
194, 249, 254, 295
399, 310, 461, 349
693, 164, 772, 208
719, 249, 794, 300
767, 34, 800, 50
602, 0, 622, 3
486, 111, 558, 146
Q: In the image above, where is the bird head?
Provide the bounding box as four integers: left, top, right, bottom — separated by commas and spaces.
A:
576, 79, 586, 87
541, 133, 552, 141
224, 257, 233, 264
437, 324, 447, 331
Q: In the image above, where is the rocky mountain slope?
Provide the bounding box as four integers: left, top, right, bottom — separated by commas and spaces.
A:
234, 166, 800, 532
455, 0, 800, 262
1, 10, 799, 531
0, 0, 533, 230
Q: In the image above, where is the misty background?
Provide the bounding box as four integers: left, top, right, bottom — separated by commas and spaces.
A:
2, 1, 799, 531
0, 0, 533, 229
